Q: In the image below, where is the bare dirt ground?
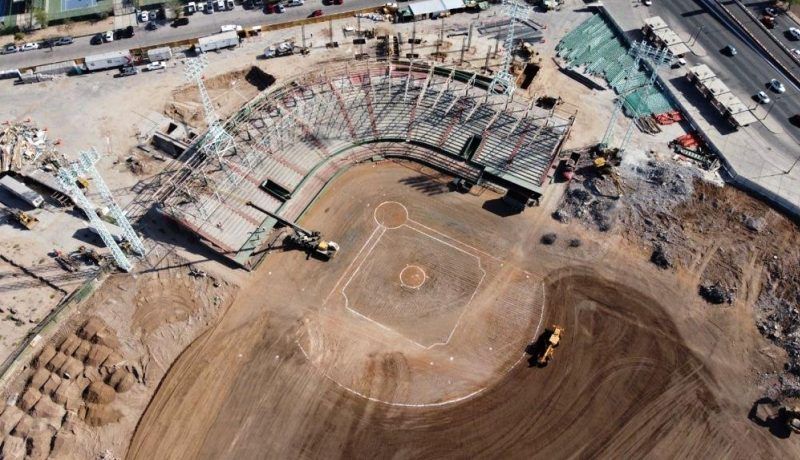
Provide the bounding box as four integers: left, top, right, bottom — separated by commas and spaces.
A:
125, 161, 800, 459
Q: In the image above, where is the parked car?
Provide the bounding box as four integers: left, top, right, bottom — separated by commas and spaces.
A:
791, 48, 800, 57
103, 30, 114, 42
146, 21, 158, 31
723, 44, 737, 56
765, 7, 779, 17
186, 1, 197, 13
19, 42, 39, 52
310, 9, 323, 17
225, 0, 235, 9
789, 27, 800, 40
91, 34, 104, 45
139, 10, 149, 22
275, 3, 284, 12
145, 61, 167, 71
54, 36, 73, 46
768, 78, 786, 93
334, 0, 343, 4
114, 66, 138, 78
172, 17, 190, 27
116, 25, 134, 39
1, 43, 17, 54
286, 0, 303, 6
215, 0, 225, 10
204, 2, 214, 13
755, 91, 771, 104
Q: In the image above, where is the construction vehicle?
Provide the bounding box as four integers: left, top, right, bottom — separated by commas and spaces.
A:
537, 325, 564, 366
784, 405, 800, 434
11, 210, 38, 229
71, 245, 105, 266
593, 145, 625, 198
246, 201, 340, 260
53, 249, 79, 272
761, 15, 775, 29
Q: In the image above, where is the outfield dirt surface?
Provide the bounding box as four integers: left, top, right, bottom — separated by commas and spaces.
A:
127, 162, 799, 459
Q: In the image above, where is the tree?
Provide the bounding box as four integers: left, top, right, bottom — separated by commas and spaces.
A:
167, 0, 185, 18
33, 7, 47, 28
785, 0, 800, 12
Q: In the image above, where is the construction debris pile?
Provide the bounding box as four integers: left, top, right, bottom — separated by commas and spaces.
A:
0, 120, 61, 173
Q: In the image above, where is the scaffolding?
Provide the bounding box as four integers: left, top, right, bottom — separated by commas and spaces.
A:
556, 14, 675, 118
488, 0, 535, 97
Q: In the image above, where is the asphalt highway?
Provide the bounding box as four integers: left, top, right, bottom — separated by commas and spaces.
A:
0, 0, 384, 70
652, 0, 799, 146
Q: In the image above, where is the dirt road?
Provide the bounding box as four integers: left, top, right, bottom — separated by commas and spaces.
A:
127, 162, 796, 459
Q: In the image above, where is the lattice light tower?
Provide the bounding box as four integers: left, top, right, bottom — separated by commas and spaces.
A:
183, 56, 252, 211
76, 148, 146, 255
601, 41, 674, 151
488, 0, 534, 97
57, 164, 133, 272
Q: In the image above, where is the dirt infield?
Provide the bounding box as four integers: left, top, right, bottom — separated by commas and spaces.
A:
127, 162, 797, 459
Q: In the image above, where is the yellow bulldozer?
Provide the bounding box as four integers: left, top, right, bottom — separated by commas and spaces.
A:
14, 210, 38, 230
537, 325, 564, 366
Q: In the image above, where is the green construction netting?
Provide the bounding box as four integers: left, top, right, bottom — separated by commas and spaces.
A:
556, 14, 674, 117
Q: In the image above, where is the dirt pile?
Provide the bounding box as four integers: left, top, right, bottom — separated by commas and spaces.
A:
0, 318, 140, 458
165, 66, 276, 129
558, 150, 800, 400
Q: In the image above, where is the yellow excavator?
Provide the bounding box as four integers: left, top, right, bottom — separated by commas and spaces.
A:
593, 145, 625, 198
246, 201, 340, 260
537, 325, 564, 366
13, 210, 38, 230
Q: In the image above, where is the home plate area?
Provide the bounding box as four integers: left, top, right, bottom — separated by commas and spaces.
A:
300, 202, 546, 406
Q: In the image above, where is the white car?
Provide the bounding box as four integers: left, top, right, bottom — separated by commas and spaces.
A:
755, 91, 771, 104
768, 78, 786, 93
19, 42, 39, 51
790, 27, 800, 40
104, 30, 114, 42
139, 10, 149, 22
792, 48, 800, 57
145, 61, 167, 71
287, 0, 304, 6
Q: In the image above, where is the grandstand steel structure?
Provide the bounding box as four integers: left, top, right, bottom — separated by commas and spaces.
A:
155, 60, 575, 268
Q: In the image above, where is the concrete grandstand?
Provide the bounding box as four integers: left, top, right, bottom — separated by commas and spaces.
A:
155, 59, 575, 268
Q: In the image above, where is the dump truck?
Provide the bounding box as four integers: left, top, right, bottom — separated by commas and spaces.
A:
537, 326, 564, 366
0, 175, 44, 207
196, 31, 240, 53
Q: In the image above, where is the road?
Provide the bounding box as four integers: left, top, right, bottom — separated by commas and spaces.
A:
652, 0, 799, 148
0, 0, 383, 70
741, 1, 800, 59
723, 0, 800, 81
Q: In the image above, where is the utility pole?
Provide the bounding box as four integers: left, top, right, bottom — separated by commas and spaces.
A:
329, 19, 333, 45
459, 36, 466, 65
467, 22, 474, 50
411, 20, 416, 57
483, 45, 491, 72
301, 24, 307, 54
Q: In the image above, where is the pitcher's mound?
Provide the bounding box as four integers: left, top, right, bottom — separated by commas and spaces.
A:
300, 201, 545, 406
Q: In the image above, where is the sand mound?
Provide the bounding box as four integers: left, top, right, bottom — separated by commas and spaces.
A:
34, 345, 56, 369
84, 382, 116, 405
1, 435, 25, 460
81, 404, 122, 427
0, 406, 24, 436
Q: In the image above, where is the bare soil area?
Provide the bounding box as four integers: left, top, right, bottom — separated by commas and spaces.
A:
125, 161, 799, 459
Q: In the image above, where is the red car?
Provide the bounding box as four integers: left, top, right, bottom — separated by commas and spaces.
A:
334, 0, 342, 4
310, 9, 322, 17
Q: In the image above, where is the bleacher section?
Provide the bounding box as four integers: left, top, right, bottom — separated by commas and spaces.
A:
158, 60, 574, 268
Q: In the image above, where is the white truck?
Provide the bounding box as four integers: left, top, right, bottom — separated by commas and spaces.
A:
196, 31, 240, 53
0, 175, 44, 208
84, 50, 133, 71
